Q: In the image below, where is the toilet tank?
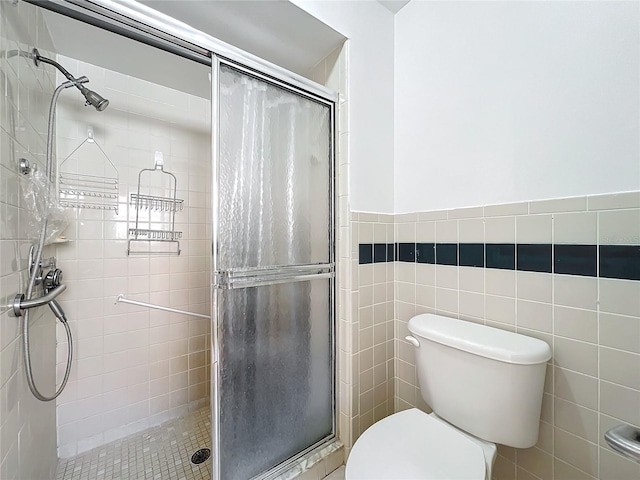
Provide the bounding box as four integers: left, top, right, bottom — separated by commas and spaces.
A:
407, 314, 551, 448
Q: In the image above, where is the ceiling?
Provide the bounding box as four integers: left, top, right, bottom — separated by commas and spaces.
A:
136, 0, 345, 75
41, 0, 346, 98
42, 9, 212, 98
377, 0, 411, 14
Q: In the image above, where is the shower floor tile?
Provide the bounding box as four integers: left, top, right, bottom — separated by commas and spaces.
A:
56, 407, 211, 480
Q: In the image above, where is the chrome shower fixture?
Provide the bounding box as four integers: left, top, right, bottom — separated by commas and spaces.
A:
78, 84, 109, 111
48, 299, 68, 323
32, 48, 109, 111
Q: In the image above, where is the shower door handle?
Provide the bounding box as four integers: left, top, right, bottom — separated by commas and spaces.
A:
215, 264, 334, 289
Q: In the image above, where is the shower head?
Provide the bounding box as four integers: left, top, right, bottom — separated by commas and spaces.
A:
79, 85, 109, 111
32, 48, 109, 112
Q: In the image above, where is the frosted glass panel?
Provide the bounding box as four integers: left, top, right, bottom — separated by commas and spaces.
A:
218, 279, 332, 480
218, 65, 331, 269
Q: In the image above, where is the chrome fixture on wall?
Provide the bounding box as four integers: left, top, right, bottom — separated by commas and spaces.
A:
15, 239, 72, 402
605, 424, 640, 464
15, 50, 110, 401
32, 48, 109, 111
13, 281, 67, 318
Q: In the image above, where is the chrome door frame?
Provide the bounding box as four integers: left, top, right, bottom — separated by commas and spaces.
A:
212, 57, 337, 480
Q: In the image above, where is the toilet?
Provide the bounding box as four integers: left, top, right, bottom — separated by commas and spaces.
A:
346, 313, 552, 480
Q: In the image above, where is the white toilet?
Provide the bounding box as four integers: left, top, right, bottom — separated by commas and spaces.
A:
346, 313, 552, 480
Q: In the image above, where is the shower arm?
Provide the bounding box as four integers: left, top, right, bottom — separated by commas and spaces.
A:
32, 48, 85, 87
32, 49, 109, 113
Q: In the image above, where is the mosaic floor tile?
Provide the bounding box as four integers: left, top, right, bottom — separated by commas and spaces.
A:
56, 407, 211, 480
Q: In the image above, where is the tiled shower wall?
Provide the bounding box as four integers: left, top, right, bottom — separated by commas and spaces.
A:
362, 192, 640, 480
53, 57, 211, 457
0, 1, 58, 478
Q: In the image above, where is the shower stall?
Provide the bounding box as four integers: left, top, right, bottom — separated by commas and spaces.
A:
1, 0, 339, 478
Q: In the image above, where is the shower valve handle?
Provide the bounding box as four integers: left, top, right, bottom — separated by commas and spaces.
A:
44, 269, 64, 291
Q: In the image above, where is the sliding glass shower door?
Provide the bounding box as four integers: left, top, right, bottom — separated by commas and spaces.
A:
212, 60, 335, 480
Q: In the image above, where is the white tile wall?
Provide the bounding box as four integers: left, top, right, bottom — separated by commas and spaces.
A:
0, 2, 59, 478
52, 56, 211, 457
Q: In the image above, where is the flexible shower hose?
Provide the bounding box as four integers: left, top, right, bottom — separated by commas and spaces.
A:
22, 81, 74, 401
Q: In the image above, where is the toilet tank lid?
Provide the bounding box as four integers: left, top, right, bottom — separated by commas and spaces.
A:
408, 314, 552, 365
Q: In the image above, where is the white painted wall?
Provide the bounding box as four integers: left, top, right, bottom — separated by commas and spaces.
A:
394, 1, 640, 213
292, 0, 396, 214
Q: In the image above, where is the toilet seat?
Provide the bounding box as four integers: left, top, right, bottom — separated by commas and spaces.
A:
346, 409, 487, 480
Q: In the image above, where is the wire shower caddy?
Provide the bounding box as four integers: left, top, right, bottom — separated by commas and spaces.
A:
58, 126, 119, 213
128, 151, 183, 255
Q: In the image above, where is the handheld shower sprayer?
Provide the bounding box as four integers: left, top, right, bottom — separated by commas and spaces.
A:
32, 48, 109, 111
17, 48, 94, 402
48, 299, 68, 324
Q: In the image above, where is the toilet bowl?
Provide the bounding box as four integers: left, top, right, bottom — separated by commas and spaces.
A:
346, 313, 551, 480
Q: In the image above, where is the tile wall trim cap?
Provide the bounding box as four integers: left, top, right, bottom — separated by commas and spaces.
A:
484, 202, 529, 217
418, 210, 448, 221
588, 191, 640, 211
394, 213, 418, 223
353, 191, 640, 218
358, 213, 382, 223
377, 214, 395, 222
529, 196, 587, 214
447, 206, 484, 219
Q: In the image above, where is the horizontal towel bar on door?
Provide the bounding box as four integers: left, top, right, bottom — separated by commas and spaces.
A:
115, 294, 210, 319
215, 264, 334, 289
217, 272, 334, 289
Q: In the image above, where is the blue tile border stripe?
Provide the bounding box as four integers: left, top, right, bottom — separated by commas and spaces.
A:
357, 242, 640, 281
600, 245, 640, 281
359, 244, 372, 264
416, 243, 435, 264
555, 245, 597, 277
486, 244, 515, 270
398, 243, 415, 262
517, 244, 552, 273
373, 243, 387, 263
459, 243, 484, 267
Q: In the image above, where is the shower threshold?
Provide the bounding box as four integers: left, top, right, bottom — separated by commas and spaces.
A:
56, 406, 211, 480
